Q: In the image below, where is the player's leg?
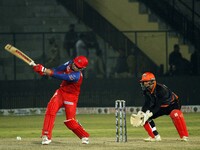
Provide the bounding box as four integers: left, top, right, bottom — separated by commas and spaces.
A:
143, 120, 161, 142
170, 109, 189, 141
41, 90, 63, 144
63, 101, 90, 144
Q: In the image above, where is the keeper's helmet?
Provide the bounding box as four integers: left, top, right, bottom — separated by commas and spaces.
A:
73, 56, 88, 69
140, 72, 156, 82
140, 72, 156, 91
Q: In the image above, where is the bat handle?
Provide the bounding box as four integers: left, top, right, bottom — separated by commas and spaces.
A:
30, 61, 36, 66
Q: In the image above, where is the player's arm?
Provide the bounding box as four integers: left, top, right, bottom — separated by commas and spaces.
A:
45, 61, 70, 75
148, 88, 167, 115
43, 68, 81, 82
146, 98, 162, 115
141, 97, 150, 112
52, 71, 81, 82
141, 92, 153, 113
52, 61, 71, 72
141, 86, 166, 114
33, 62, 81, 82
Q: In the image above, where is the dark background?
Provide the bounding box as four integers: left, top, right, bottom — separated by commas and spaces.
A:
0, 76, 199, 109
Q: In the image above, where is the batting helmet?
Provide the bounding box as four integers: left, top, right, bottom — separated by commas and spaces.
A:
73, 56, 88, 69
140, 72, 155, 82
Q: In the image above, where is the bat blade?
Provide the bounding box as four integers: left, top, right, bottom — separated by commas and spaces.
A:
4, 44, 36, 66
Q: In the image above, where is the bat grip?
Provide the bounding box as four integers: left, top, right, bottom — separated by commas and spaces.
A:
30, 61, 36, 66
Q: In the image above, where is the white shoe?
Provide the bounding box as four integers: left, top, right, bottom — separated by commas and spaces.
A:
181, 136, 189, 142
82, 137, 89, 144
144, 135, 161, 142
42, 135, 52, 145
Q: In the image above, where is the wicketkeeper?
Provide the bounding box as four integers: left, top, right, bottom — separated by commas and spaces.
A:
33, 55, 90, 145
130, 72, 189, 142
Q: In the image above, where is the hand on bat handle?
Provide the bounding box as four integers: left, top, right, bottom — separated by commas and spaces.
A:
33, 64, 53, 76
33, 64, 46, 76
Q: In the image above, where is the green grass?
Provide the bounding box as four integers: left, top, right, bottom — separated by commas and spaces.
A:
0, 113, 200, 150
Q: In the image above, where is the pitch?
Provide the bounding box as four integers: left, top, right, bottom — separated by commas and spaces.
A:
0, 113, 200, 150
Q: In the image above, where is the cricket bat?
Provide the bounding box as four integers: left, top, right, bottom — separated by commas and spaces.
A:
4, 44, 36, 66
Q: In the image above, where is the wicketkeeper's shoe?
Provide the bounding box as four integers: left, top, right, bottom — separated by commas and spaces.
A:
144, 135, 161, 142
82, 137, 89, 144
41, 135, 52, 145
181, 136, 189, 142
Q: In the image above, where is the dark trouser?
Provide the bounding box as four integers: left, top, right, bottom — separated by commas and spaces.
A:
151, 100, 180, 119
144, 100, 181, 137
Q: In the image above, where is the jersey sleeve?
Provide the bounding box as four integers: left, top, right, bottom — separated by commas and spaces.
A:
150, 97, 163, 115
141, 91, 163, 115
149, 87, 167, 114
52, 71, 81, 82
52, 61, 71, 72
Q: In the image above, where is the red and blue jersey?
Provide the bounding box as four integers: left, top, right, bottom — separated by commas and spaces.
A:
51, 60, 83, 101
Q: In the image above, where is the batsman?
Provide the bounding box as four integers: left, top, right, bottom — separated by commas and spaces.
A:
130, 72, 189, 142
33, 56, 90, 145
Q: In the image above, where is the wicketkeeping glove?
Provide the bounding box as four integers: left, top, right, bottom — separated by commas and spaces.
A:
130, 111, 145, 127
33, 64, 46, 76
140, 110, 153, 126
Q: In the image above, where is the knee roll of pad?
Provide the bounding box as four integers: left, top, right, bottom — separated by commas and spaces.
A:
64, 119, 79, 130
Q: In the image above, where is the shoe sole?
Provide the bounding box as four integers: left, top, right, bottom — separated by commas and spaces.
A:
144, 139, 161, 142
42, 140, 51, 145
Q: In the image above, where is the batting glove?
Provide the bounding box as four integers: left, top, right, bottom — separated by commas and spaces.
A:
33, 64, 46, 76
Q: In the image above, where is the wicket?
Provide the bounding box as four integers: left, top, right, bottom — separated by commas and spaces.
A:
115, 100, 127, 142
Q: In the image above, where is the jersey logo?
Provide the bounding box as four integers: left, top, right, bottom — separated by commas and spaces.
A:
64, 101, 74, 105
174, 112, 178, 117
69, 74, 75, 80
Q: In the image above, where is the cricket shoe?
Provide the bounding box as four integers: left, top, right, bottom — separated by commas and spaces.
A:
144, 135, 161, 142
82, 137, 89, 144
181, 136, 189, 142
41, 135, 52, 145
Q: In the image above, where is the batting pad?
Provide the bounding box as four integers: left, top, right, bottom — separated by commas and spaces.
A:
170, 109, 189, 138
64, 119, 89, 139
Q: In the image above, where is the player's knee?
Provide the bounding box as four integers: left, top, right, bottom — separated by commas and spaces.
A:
170, 109, 182, 119
64, 119, 80, 130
